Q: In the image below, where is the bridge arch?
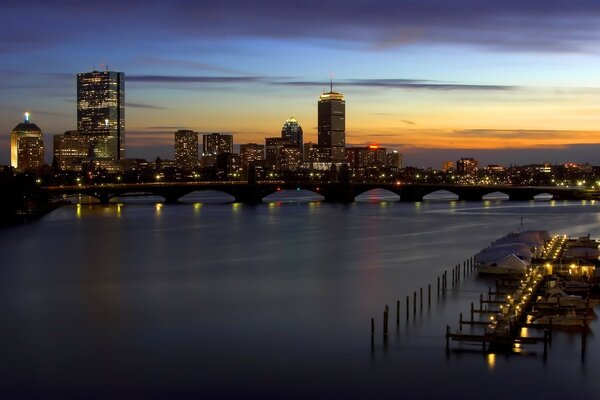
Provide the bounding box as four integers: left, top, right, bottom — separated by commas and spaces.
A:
354, 188, 400, 202
533, 192, 554, 201
178, 190, 236, 203
482, 191, 510, 200
262, 188, 324, 203
422, 190, 459, 201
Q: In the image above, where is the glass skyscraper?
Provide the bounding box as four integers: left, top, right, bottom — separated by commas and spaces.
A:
77, 70, 125, 160
318, 86, 345, 162
281, 117, 303, 150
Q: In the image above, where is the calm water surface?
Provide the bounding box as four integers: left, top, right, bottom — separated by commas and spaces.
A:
1, 192, 599, 399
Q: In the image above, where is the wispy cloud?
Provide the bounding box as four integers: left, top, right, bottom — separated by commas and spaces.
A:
275, 78, 515, 91
126, 102, 168, 110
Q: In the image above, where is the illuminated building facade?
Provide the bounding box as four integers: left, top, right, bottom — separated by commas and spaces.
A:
53, 130, 90, 171
442, 161, 455, 173
346, 145, 387, 171
202, 133, 233, 167
386, 150, 402, 169
279, 145, 302, 171
281, 117, 303, 154
11, 113, 44, 172
318, 85, 345, 162
174, 130, 199, 170
77, 70, 125, 160
240, 143, 264, 169
457, 158, 478, 175
265, 137, 287, 169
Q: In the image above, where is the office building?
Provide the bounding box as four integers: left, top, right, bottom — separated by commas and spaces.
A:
279, 145, 302, 171
240, 143, 264, 170
53, 130, 90, 171
346, 145, 386, 171
201, 133, 233, 168
318, 83, 345, 162
457, 158, 478, 175
77, 70, 125, 160
174, 130, 199, 170
386, 150, 402, 169
265, 137, 287, 169
442, 161, 455, 173
281, 117, 303, 153
11, 113, 44, 172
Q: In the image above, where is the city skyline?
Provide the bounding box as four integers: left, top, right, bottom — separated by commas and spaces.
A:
4, 2, 600, 167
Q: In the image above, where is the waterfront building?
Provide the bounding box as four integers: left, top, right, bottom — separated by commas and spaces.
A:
240, 143, 265, 170
318, 83, 345, 162
77, 70, 125, 160
281, 117, 303, 155
11, 113, 44, 172
174, 130, 199, 170
53, 130, 90, 171
386, 150, 402, 169
201, 133, 233, 168
457, 158, 478, 176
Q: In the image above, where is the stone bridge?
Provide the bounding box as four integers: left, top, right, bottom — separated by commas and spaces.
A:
42, 181, 595, 204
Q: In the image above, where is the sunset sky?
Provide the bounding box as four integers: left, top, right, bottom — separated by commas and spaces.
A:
3, 1, 600, 167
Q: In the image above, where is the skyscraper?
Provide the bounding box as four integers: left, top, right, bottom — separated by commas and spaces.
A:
174, 130, 199, 170
77, 70, 125, 160
11, 113, 44, 172
318, 83, 345, 162
202, 133, 233, 155
281, 117, 303, 151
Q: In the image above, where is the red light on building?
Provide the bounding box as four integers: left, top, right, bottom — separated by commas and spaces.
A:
368, 144, 379, 149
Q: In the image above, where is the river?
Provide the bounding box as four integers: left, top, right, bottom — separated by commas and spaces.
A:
0, 191, 598, 399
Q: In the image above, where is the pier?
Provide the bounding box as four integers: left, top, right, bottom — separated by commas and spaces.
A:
445, 234, 598, 356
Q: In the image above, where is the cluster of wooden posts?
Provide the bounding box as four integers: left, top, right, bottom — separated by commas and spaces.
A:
371, 255, 477, 345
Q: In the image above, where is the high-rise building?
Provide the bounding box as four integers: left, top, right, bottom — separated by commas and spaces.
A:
318, 83, 345, 162
240, 143, 264, 170
202, 133, 233, 155
174, 130, 199, 170
279, 145, 302, 171
77, 70, 125, 160
265, 137, 287, 169
442, 161, 455, 173
457, 158, 478, 175
53, 130, 90, 171
11, 113, 44, 172
346, 145, 386, 171
386, 150, 402, 169
202, 133, 233, 168
281, 117, 303, 153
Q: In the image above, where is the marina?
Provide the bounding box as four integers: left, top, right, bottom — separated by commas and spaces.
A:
445, 232, 600, 356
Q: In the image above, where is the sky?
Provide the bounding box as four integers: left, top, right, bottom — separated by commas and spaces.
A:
3, 1, 600, 167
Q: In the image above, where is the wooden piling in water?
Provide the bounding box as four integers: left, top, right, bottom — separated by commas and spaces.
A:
437, 276, 440, 296
371, 317, 374, 341
428, 284, 431, 307
406, 295, 409, 321
396, 300, 400, 326
420, 287, 423, 310
470, 302, 474, 321
383, 307, 388, 337
413, 291, 417, 315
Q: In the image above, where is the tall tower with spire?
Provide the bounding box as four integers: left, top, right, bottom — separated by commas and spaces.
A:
317, 81, 345, 162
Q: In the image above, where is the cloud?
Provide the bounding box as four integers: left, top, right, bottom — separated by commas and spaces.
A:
276, 78, 515, 91
127, 75, 265, 84
5, 1, 600, 53
125, 102, 168, 110
130, 56, 249, 75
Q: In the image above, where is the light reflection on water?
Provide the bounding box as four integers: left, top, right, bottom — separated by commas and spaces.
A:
0, 199, 599, 399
